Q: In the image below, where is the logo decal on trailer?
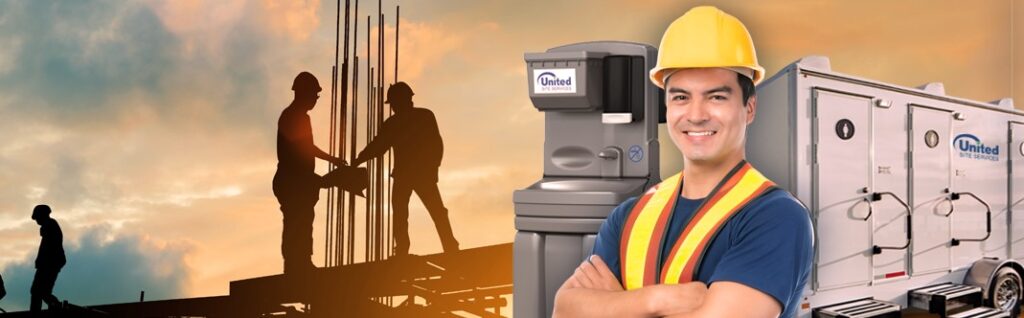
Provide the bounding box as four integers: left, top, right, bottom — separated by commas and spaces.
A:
835, 119, 855, 140
1019, 140, 1024, 157
952, 133, 1000, 162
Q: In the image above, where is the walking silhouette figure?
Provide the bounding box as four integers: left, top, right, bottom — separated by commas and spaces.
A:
274, 71, 367, 274
30, 204, 65, 313
1, 272, 6, 313
353, 82, 459, 256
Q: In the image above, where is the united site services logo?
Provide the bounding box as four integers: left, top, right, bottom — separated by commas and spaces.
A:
533, 68, 576, 94
953, 133, 1000, 161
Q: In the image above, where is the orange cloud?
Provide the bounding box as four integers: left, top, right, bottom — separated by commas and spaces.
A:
362, 18, 466, 84
147, 0, 246, 58
259, 0, 322, 42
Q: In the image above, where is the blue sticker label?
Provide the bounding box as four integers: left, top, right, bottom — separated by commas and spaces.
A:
628, 145, 643, 163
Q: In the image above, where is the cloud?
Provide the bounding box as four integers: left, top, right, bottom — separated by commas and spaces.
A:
0, 0, 309, 297
258, 0, 323, 42
0, 225, 193, 312
367, 18, 466, 83
146, 0, 247, 60
0, 1, 179, 123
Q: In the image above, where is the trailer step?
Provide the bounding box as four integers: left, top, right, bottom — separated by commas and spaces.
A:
948, 307, 1010, 318
908, 283, 984, 317
813, 298, 901, 318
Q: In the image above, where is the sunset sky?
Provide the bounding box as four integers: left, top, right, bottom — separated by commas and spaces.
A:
0, 0, 1020, 312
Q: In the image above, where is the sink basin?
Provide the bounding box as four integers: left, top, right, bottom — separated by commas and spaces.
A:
514, 177, 652, 206
535, 179, 638, 192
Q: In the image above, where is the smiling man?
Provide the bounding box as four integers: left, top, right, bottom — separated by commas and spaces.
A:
553, 6, 813, 318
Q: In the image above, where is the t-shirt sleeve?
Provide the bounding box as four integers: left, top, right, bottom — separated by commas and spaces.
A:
707, 192, 814, 314
591, 196, 640, 283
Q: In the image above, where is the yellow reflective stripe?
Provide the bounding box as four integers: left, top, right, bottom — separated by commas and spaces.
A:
662, 169, 769, 284
623, 172, 681, 290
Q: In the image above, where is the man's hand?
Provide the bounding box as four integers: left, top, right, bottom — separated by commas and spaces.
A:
329, 156, 348, 167
563, 255, 623, 291
351, 152, 368, 167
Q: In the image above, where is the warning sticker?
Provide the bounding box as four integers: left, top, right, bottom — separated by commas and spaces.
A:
629, 145, 643, 163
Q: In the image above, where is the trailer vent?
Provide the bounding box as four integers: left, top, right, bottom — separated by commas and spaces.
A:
917, 82, 946, 95
989, 98, 1014, 109
798, 55, 832, 71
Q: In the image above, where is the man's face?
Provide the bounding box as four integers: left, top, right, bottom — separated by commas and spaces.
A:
388, 97, 412, 113
293, 90, 320, 111
664, 68, 756, 165
32, 212, 44, 224
304, 91, 321, 110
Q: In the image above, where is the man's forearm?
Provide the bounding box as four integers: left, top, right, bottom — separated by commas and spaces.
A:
553, 286, 657, 318
554, 284, 705, 318
313, 146, 332, 161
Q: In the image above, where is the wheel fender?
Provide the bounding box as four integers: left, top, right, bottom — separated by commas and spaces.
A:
963, 258, 1024, 301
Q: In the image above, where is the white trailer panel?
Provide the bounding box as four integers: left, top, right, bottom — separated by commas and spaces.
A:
749, 56, 1024, 318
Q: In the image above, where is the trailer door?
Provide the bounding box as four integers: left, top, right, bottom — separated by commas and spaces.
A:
813, 89, 872, 290
910, 105, 953, 275
1011, 122, 1024, 260
870, 100, 910, 283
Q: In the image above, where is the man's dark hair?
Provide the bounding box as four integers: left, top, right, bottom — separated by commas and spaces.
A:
737, 73, 755, 105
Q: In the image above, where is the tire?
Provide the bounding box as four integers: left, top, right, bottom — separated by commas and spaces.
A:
988, 267, 1023, 317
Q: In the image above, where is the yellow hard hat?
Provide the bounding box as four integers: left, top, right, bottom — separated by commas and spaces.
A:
650, 6, 765, 88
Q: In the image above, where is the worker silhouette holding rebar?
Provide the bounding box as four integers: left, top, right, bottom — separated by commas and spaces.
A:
30, 204, 65, 313
274, 71, 367, 274
354, 82, 459, 256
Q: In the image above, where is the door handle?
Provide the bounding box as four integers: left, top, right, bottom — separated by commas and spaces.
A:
869, 192, 912, 255
948, 191, 992, 246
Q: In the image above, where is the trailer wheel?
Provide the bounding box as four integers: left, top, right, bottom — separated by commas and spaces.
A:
988, 267, 1022, 316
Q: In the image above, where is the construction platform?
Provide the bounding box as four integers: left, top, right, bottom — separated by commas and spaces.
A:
0, 243, 513, 317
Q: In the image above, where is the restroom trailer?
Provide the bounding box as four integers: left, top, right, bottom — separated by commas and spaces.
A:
750, 56, 1024, 318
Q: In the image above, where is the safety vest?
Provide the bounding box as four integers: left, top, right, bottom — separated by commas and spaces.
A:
619, 160, 776, 290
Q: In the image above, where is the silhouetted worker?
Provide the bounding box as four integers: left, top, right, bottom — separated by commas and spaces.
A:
274, 71, 348, 274
30, 204, 65, 313
353, 82, 459, 256
0, 273, 5, 314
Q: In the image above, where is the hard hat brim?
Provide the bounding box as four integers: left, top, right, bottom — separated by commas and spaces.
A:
650, 66, 764, 88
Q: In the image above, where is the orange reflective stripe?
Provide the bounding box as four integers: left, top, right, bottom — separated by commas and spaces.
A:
621, 172, 682, 290
663, 167, 774, 284
660, 164, 749, 283
620, 161, 775, 289
678, 181, 774, 282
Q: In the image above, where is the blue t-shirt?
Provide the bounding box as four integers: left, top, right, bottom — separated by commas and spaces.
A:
592, 187, 813, 318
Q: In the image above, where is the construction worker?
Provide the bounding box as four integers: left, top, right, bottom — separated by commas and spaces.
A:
274, 71, 348, 274
0, 272, 5, 314
553, 6, 812, 318
353, 81, 459, 256
30, 204, 65, 313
